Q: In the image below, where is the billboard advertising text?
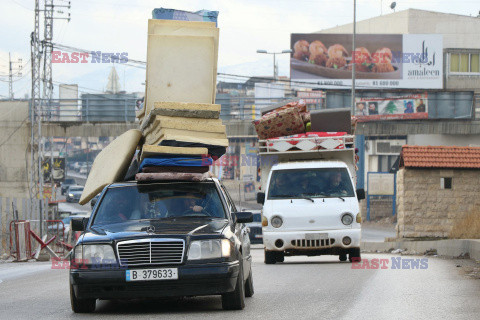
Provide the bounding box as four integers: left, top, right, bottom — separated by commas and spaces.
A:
290, 34, 443, 89
355, 93, 428, 121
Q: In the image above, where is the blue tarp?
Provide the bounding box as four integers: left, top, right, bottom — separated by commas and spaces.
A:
139, 156, 213, 171
152, 8, 219, 26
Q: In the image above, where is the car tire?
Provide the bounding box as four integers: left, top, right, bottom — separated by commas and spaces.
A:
264, 250, 276, 264
276, 252, 285, 263
221, 261, 245, 310
349, 248, 361, 262
70, 284, 96, 313
339, 253, 347, 261
244, 266, 254, 298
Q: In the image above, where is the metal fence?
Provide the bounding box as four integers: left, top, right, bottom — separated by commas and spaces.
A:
0, 197, 49, 256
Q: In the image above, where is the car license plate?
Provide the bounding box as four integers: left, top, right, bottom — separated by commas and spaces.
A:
255, 234, 263, 238
305, 233, 328, 240
126, 268, 178, 281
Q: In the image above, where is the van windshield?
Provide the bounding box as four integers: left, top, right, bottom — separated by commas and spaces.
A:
267, 168, 355, 199
92, 182, 227, 226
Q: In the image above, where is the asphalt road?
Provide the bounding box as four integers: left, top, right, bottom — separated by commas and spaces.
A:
0, 251, 479, 319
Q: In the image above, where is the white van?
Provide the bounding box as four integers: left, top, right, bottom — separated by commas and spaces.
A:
256, 135, 365, 264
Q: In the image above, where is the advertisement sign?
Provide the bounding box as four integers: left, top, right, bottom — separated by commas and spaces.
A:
290, 34, 443, 89
297, 91, 326, 104
42, 157, 66, 183
355, 93, 428, 121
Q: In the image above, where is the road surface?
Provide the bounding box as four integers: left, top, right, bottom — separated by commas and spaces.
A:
0, 250, 478, 319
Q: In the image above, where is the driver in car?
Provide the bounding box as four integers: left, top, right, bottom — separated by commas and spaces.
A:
326, 172, 348, 195
184, 196, 204, 213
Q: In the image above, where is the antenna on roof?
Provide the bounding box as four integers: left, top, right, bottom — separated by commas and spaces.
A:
390, 2, 396, 12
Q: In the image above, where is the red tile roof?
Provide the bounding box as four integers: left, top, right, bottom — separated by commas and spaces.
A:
400, 145, 480, 169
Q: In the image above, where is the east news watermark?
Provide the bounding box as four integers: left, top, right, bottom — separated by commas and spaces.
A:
351, 257, 429, 270
52, 51, 128, 64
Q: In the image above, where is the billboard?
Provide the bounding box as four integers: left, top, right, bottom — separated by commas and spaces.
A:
42, 157, 66, 183
297, 90, 326, 104
290, 34, 443, 89
355, 93, 428, 121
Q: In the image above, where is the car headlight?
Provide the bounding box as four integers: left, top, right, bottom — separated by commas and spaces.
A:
74, 244, 117, 265
341, 213, 354, 225
68, 193, 73, 197
271, 216, 283, 228
188, 239, 231, 260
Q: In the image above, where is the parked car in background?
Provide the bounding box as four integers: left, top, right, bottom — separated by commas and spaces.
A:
246, 210, 263, 244
79, 165, 88, 175
66, 185, 84, 203
61, 178, 77, 195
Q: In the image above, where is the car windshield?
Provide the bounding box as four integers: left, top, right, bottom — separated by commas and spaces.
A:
69, 187, 83, 192
267, 168, 355, 199
92, 182, 227, 226
64, 179, 75, 185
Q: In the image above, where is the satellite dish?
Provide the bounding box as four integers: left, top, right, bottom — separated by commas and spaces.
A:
390, 2, 397, 10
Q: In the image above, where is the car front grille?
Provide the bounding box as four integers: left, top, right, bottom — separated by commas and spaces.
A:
291, 238, 335, 248
117, 238, 185, 266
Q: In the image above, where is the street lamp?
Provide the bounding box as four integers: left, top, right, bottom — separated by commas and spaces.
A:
256, 49, 293, 80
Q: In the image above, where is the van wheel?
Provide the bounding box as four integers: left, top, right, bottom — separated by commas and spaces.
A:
70, 284, 96, 313
244, 266, 254, 298
264, 250, 277, 264
222, 262, 245, 310
339, 253, 347, 261
276, 252, 285, 263
349, 248, 361, 262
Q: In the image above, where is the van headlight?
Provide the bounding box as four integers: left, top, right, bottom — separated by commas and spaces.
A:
74, 244, 117, 265
188, 239, 231, 260
341, 213, 354, 225
271, 216, 283, 228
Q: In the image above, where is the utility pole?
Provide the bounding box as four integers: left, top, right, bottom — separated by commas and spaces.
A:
30, 0, 43, 233
351, 0, 357, 117
29, 0, 70, 236
8, 53, 23, 100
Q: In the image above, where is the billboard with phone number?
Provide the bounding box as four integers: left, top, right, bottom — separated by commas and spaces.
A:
290, 33, 443, 89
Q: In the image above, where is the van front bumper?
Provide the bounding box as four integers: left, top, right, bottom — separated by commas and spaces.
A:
263, 228, 361, 253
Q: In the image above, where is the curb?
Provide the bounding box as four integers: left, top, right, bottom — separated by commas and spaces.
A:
362, 239, 480, 260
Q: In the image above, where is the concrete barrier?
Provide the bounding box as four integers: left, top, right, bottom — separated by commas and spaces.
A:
362, 239, 480, 261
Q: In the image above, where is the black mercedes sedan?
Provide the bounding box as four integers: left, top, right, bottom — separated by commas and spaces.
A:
69, 178, 254, 313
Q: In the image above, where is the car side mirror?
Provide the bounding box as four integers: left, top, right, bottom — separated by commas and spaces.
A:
356, 188, 365, 201
256, 192, 265, 205
90, 198, 97, 209
71, 217, 89, 232
234, 211, 253, 224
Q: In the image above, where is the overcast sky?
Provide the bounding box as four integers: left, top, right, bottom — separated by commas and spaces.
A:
0, 0, 478, 98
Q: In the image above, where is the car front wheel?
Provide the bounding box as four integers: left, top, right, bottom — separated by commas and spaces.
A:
70, 284, 96, 313
349, 248, 361, 262
221, 261, 245, 310
244, 265, 254, 298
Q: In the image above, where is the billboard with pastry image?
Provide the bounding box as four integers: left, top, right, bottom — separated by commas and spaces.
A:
290, 33, 442, 89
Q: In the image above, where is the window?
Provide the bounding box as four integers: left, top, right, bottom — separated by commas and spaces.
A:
441, 177, 452, 189
449, 53, 480, 74
267, 168, 355, 199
